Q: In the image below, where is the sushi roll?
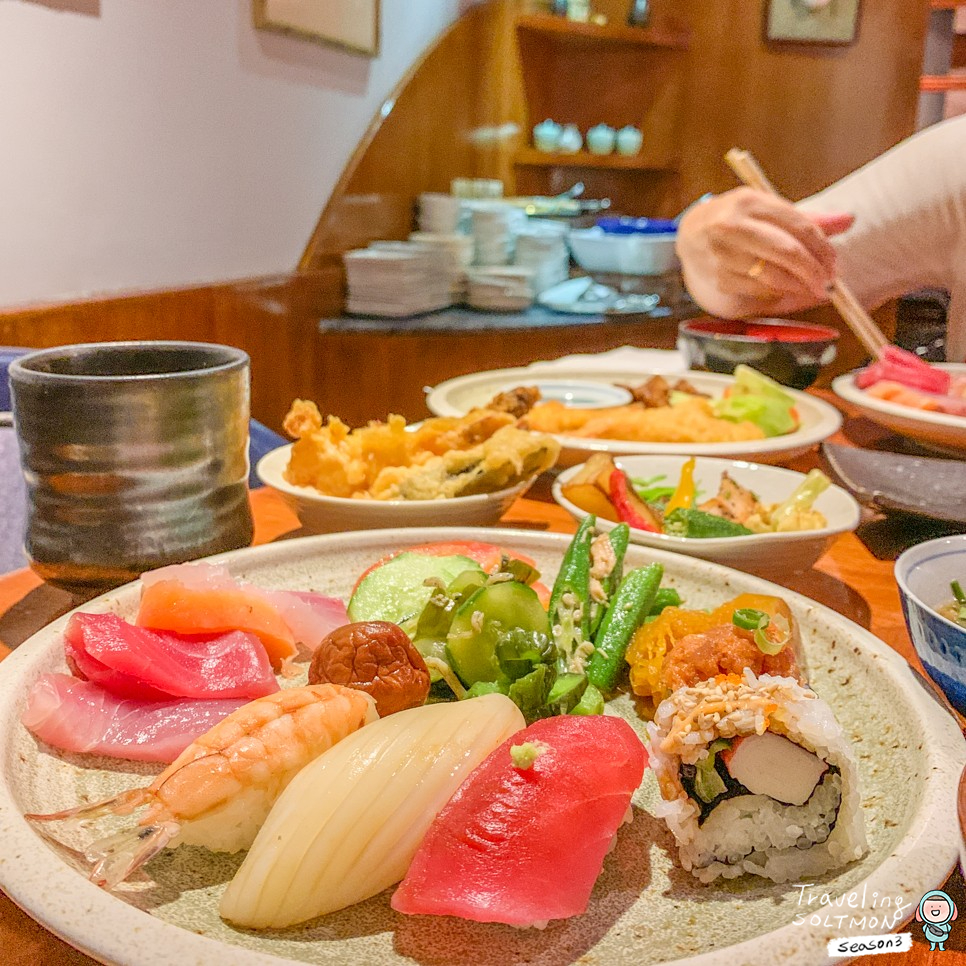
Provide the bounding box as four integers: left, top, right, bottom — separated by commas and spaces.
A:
648, 669, 867, 884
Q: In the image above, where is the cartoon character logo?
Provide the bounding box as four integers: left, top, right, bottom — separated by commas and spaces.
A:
916, 889, 959, 951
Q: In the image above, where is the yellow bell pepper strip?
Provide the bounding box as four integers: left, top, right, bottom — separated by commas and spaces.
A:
663, 457, 696, 515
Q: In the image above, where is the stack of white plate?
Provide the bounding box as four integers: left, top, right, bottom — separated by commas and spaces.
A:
417, 192, 462, 234
465, 267, 536, 312
469, 202, 526, 266
514, 227, 571, 294
409, 232, 474, 301
343, 245, 453, 317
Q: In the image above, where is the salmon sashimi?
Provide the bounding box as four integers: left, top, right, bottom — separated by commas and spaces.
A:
65, 613, 279, 701
137, 564, 298, 669
865, 381, 966, 417
21, 674, 247, 763
391, 714, 647, 927
137, 563, 349, 663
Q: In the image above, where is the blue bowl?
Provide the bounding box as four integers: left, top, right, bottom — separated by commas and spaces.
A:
895, 534, 966, 714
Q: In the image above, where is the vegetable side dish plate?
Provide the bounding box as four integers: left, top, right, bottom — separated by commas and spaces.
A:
426, 368, 842, 466
0, 529, 962, 966
553, 456, 861, 575
832, 363, 966, 456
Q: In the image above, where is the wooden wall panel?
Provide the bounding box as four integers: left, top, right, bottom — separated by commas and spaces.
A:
676, 0, 930, 203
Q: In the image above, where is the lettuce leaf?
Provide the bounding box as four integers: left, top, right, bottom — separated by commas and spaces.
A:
713, 394, 797, 437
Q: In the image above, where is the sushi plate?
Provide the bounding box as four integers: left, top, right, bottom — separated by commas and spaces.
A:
0, 528, 963, 966
831, 363, 966, 457
426, 367, 843, 467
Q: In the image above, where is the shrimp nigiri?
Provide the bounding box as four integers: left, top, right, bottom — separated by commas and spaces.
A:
25, 684, 376, 889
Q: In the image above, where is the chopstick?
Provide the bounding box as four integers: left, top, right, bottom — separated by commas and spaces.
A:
724, 148, 889, 359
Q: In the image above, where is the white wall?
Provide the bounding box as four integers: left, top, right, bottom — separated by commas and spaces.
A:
0, 0, 475, 308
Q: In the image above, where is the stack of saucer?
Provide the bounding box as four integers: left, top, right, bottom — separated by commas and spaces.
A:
468, 202, 526, 266
465, 267, 536, 312
409, 232, 474, 300
514, 227, 571, 294
417, 192, 462, 234
343, 245, 453, 317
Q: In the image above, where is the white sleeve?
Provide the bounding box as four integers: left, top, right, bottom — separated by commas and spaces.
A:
797, 115, 966, 361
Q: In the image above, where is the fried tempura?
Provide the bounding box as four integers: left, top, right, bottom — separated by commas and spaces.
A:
522, 397, 764, 444
281, 400, 559, 500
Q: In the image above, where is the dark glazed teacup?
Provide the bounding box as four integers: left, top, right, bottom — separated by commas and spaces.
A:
10, 341, 254, 591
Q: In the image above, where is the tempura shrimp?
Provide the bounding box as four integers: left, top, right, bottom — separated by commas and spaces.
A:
25, 684, 376, 889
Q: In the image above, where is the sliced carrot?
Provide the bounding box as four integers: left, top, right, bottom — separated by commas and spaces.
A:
137, 582, 297, 670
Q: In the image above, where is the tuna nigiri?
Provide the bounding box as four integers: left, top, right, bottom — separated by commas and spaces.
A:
65, 613, 279, 701
392, 714, 647, 927
21, 674, 248, 763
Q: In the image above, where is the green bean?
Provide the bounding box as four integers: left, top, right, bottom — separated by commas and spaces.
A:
548, 514, 595, 670
586, 563, 663, 691
589, 523, 630, 636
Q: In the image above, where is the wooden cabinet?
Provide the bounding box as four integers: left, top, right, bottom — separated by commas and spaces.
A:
512, 12, 690, 217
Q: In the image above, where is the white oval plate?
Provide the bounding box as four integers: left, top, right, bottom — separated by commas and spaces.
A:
832, 363, 966, 456
0, 528, 962, 966
427, 368, 843, 466
553, 455, 861, 575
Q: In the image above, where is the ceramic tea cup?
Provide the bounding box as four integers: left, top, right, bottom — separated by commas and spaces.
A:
10, 341, 254, 591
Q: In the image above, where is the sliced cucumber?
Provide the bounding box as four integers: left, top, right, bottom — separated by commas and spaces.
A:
446, 581, 550, 687
347, 553, 482, 632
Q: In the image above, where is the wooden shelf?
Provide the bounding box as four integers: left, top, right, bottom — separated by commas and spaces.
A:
515, 148, 676, 171
930, 1, 966, 9
515, 13, 689, 50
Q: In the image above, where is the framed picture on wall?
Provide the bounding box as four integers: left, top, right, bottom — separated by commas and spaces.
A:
765, 0, 860, 46
253, 0, 379, 56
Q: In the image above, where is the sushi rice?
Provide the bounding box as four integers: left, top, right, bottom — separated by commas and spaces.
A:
647, 669, 867, 884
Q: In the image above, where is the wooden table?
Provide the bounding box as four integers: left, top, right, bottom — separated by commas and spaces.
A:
1, 399, 964, 966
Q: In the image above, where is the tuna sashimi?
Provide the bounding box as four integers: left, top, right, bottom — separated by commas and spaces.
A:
855, 345, 952, 395
21, 673, 247, 763
65, 613, 279, 701
391, 714, 647, 926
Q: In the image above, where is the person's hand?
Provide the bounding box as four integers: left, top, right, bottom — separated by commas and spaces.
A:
675, 187, 855, 318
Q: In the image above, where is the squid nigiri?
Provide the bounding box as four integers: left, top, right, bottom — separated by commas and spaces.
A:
219, 692, 526, 929
25, 684, 376, 889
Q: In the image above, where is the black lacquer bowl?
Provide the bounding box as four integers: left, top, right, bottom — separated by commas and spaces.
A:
678, 318, 839, 389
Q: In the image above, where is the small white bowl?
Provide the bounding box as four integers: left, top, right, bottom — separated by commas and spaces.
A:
527, 379, 633, 408
256, 445, 536, 534
568, 227, 679, 276
552, 455, 861, 575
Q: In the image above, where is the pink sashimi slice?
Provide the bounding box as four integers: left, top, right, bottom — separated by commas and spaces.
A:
65, 613, 280, 701
139, 562, 347, 657
65, 625, 174, 702
392, 714, 647, 927
855, 345, 952, 395
269, 591, 349, 655
21, 673, 247, 763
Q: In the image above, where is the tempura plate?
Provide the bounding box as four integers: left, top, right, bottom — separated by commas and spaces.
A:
426, 368, 842, 466
0, 528, 962, 966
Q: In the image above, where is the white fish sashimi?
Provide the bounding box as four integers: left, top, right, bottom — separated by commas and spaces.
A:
219, 692, 526, 929
22, 673, 247, 763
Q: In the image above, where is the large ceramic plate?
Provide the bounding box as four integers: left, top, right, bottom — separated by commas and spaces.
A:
832, 363, 966, 456
426, 368, 842, 466
0, 529, 963, 966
